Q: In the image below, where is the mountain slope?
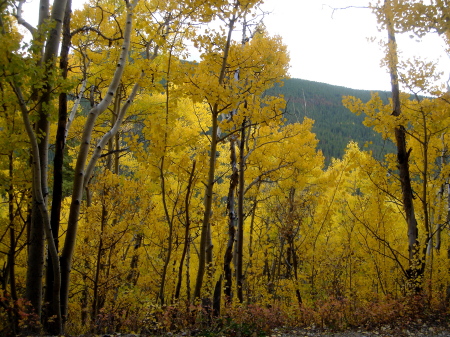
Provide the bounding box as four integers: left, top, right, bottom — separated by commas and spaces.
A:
267, 78, 396, 164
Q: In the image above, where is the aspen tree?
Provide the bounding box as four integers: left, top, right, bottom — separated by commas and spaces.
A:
381, 0, 450, 302
45, 1, 87, 329
342, 0, 424, 293
8, 0, 70, 331
188, 4, 290, 300
60, 0, 140, 323
0, 50, 30, 334
192, 0, 245, 301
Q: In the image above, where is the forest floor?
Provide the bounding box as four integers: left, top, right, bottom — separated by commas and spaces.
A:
270, 324, 450, 337
58, 313, 450, 337
77, 328, 450, 337
77, 323, 450, 337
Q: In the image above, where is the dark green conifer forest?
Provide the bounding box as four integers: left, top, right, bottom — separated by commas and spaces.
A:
268, 78, 396, 163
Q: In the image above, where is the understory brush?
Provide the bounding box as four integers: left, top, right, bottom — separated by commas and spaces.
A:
59, 294, 450, 336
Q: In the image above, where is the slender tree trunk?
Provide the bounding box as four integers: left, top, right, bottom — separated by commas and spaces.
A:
446, 180, 450, 305
26, 186, 45, 319
205, 215, 214, 280
224, 138, 238, 302
25, 0, 54, 315
14, 4, 49, 316
59, 1, 138, 320
8, 152, 19, 334
159, 53, 176, 305
434, 135, 447, 252
13, 84, 63, 334
13, 0, 69, 332
194, 111, 219, 300
107, 85, 122, 170
193, 8, 238, 300
384, 2, 422, 292
114, 128, 120, 174
236, 118, 246, 303
159, 156, 174, 306
44, 2, 72, 330
213, 275, 222, 317
290, 239, 302, 305
175, 161, 196, 300
186, 235, 191, 302
246, 194, 258, 302
26, 105, 49, 321
435, 186, 443, 252
80, 237, 90, 326
126, 233, 143, 286
288, 188, 302, 305
92, 200, 107, 329
232, 21, 251, 303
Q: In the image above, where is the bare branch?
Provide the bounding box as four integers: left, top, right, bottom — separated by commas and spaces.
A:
15, 0, 36, 35
244, 163, 293, 195
83, 77, 141, 188
322, 4, 369, 19
65, 78, 87, 141
70, 26, 123, 41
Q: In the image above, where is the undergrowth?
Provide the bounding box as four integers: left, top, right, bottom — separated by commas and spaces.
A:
58, 294, 450, 336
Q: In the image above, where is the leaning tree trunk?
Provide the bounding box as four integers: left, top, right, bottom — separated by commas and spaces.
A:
11, 1, 69, 333
20, 0, 68, 327
59, 0, 139, 322
13, 85, 63, 334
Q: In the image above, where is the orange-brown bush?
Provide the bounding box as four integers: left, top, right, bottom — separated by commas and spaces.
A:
62, 294, 449, 336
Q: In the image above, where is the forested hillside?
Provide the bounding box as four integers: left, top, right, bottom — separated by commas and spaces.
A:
268, 78, 396, 163
1, 0, 449, 336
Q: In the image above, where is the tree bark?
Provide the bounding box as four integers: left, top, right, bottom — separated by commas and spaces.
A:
224, 138, 238, 301
288, 188, 302, 305
158, 155, 174, 306
13, 84, 63, 334
21, 0, 68, 326
126, 233, 143, 286
194, 111, 219, 300
44, 1, 72, 330
7, 152, 19, 335
384, 0, 422, 292
26, 186, 45, 318
193, 6, 238, 301
60, 0, 139, 321
236, 118, 246, 303
446, 180, 450, 305
92, 198, 107, 330
175, 161, 196, 300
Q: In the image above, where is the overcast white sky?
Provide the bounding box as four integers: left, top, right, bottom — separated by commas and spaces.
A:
260, 0, 450, 91
21, 0, 450, 91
